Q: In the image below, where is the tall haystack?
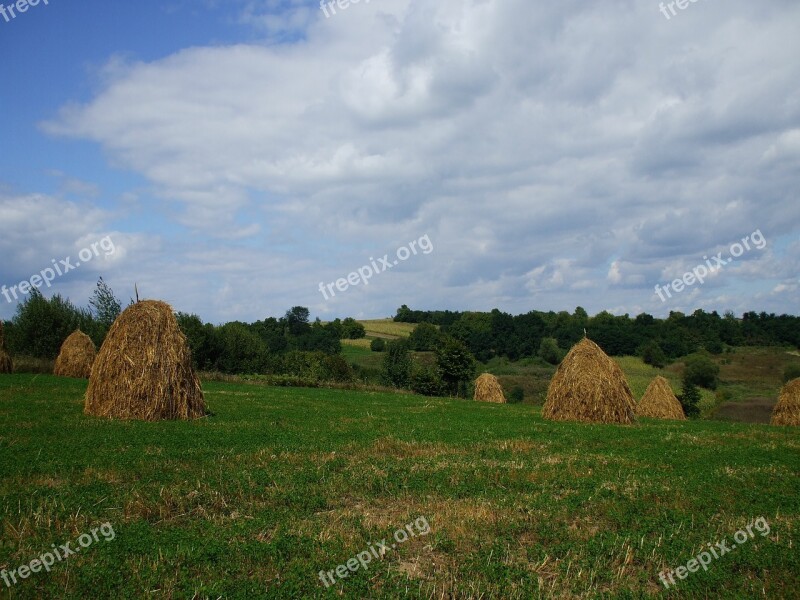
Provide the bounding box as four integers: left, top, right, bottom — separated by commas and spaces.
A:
54, 330, 96, 379
474, 373, 506, 403
542, 338, 636, 424
637, 376, 686, 420
771, 378, 800, 426
85, 300, 206, 421
0, 321, 12, 374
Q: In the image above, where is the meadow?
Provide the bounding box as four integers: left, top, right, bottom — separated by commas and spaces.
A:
1, 373, 798, 599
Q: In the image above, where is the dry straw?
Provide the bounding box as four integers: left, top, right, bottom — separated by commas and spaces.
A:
85, 300, 206, 421
474, 373, 506, 403
771, 378, 800, 426
637, 375, 686, 420
0, 321, 12, 374
543, 337, 636, 424
54, 330, 96, 379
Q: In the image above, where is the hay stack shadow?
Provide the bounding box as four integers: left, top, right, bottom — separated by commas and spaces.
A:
771, 378, 800, 426
54, 330, 96, 379
637, 376, 686, 420
85, 300, 206, 421
474, 373, 506, 403
543, 337, 636, 424
0, 321, 12, 374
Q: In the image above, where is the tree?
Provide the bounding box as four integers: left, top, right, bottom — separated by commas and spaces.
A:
410, 366, 445, 396
284, 306, 311, 336
435, 337, 475, 397
89, 277, 121, 330
341, 317, 366, 340
408, 322, 441, 351
538, 338, 563, 365
640, 340, 667, 369
213, 322, 270, 374
8, 290, 91, 358
370, 338, 386, 352
683, 353, 720, 390
679, 374, 701, 418
382, 339, 412, 388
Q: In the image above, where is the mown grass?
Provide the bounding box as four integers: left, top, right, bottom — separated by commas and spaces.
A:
356, 320, 417, 338
0, 374, 797, 599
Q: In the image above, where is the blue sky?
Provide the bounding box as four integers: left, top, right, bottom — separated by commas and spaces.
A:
1, 0, 798, 324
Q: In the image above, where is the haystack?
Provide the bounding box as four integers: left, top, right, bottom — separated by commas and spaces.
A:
637, 376, 686, 420
85, 300, 206, 421
542, 337, 636, 424
771, 378, 800, 426
474, 373, 506, 403
54, 330, 96, 379
0, 321, 12, 374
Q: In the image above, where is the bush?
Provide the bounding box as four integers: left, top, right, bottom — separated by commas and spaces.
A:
679, 374, 701, 418
784, 364, 800, 383
508, 387, 525, 404
683, 353, 720, 390
213, 323, 270, 374
639, 340, 667, 369
321, 354, 354, 382
8, 290, 93, 359
370, 338, 386, 352
382, 340, 412, 388
410, 367, 445, 396
408, 322, 441, 351
341, 317, 366, 340
435, 337, 475, 397
538, 338, 563, 365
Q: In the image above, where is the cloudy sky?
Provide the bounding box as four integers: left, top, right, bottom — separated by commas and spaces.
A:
1, 0, 798, 324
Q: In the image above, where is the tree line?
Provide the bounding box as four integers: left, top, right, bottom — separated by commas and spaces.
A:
393, 305, 800, 364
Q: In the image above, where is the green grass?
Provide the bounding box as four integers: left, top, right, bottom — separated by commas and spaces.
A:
0, 374, 798, 599
356, 320, 417, 338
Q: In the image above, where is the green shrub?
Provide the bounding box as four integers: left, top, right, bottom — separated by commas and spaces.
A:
409, 322, 441, 351
382, 340, 412, 388
410, 367, 445, 396
538, 338, 563, 366
370, 338, 386, 352
639, 340, 667, 369
508, 387, 525, 404
679, 374, 701, 418
683, 353, 720, 390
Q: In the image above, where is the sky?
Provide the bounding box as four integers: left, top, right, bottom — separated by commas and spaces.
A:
0, 0, 798, 324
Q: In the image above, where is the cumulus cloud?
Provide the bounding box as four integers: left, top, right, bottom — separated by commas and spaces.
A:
20, 0, 800, 320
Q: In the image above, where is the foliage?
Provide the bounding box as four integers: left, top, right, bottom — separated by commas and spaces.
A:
370, 338, 386, 352
508, 386, 525, 404
784, 364, 800, 383
7, 290, 93, 358
435, 337, 475, 397
408, 322, 441, 351
639, 340, 667, 369
683, 353, 720, 390
88, 277, 121, 333
340, 317, 366, 340
410, 366, 446, 396
382, 339, 413, 388
679, 374, 702, 418
538, 338, 563, 365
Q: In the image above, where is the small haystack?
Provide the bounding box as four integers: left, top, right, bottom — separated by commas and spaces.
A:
542, 337, 636, 424
0, 321, 12, 374
474, 373, 506, 403
85, 300, 206, 421
637, 376, 686, 420
771, 378, 800, 426
54, 330, 96, 378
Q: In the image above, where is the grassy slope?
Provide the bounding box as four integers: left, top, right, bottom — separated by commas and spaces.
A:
0, 374, 798, 599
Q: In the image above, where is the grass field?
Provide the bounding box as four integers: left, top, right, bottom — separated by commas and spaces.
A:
1, 374, 798, 599
356, 320, 417, 339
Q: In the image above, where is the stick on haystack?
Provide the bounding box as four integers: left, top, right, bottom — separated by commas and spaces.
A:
637, 376, 686, 420
0, 321, 12, 374
474, 373, 506, 403
85, 300, 206, 421
53, 330, 96, 379
771, 378, 800, 426
542, 337, 636, 424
